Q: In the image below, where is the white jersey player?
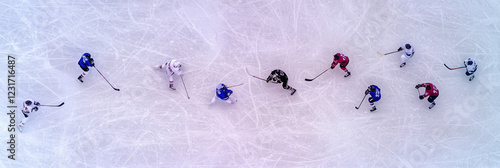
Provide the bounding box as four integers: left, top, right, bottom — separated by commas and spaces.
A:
18, 99, 40, 131
397, 43, 415, 68
464, 58, 477, 81
157, 60, 183, 90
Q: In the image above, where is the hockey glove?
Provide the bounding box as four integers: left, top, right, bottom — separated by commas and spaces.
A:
330, 65, 335, 69
398, 47, 403, 51
266, 76, 272, 83
33, 107, 39, 112
415, 84, 421, 89
365, 89, 369, 95
419, 95, 424, 100
34, 102, 40, 106
90, 58, 95, 66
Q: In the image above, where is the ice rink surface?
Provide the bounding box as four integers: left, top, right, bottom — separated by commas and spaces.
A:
1, 0, 500, 167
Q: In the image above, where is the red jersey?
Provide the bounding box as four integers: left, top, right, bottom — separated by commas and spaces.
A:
331, 53, 349, 67
421, 83, 439, 97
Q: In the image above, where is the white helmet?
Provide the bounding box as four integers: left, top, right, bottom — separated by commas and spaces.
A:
173, 60, 181, 68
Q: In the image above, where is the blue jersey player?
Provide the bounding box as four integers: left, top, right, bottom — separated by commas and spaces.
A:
365, 85, 381, 112
211, 83, 236, 104
77, 53, 95, 82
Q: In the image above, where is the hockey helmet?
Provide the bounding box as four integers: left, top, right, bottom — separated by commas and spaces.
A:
25, 100, 32, 106
173, 61, 181, 68
426, 85, 431, 90
83, 53, 91, 58
334, 53, 340, 60
405, 44, 411, 49
467, 60, 473, 65
368, 85, 376, 91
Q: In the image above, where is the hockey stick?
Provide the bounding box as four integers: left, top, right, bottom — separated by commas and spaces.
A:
180, 76, 190, 99
377, 50, 399, 56
305, 68, 330, 81
39, 102, 65, 107
227, 83, 244, 88
355, 94, 368, 109
245, 68, 267, 81
94, 66, 120, 91
443, 64, 465, 70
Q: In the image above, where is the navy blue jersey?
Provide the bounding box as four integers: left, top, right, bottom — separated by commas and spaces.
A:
369, 85, 381, 101
216, 83, 233, 100
78, 53, 93, 69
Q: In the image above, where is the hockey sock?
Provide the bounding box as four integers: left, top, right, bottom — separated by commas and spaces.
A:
81, 71, 88, 78
20, 117, 28, 126
370, 103, 375, 108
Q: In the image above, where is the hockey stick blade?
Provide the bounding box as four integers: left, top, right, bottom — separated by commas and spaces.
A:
443, 63, 465, 70
376, 51, 384, 56
304, 68, 330, 82
40, 102, 65, 107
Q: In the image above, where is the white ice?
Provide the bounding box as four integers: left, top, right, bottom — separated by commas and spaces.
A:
1, 0, 500, 167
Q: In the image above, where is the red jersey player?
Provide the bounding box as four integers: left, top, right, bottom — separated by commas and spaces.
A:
331, 53, 351, 77
415, 83, 439, 109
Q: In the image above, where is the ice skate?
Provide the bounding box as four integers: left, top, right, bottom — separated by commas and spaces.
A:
17, 124, 23, 132
169, 84, 176, 90
77, 75, 84, 83
429, 102, 436, 109
370, 107, 377, 112
469, 75, 474, 81
400, 62, 406, 68
344, 71, 351, 78
290, 88, 297, 95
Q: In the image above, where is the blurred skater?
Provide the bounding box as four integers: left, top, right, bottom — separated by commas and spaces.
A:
464, 58, 477, 81
266, 69, 296, 95
77, 53, 95, 82
365, 85, 381, 112
17, 99, 41, 132
211, 83, 237, 104
156, 59, 183, 90
397, 43, 415, 68
415, 83, 439, 109
331, 53, 351, 77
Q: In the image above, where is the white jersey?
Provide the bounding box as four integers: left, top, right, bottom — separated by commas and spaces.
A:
22, 99, 39, 115
403, 43, 414, 58
464, 58, 477, 73
166, 60, 182, 76
159, 60, 182, 76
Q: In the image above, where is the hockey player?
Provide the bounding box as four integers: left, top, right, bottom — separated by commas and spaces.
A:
266, 69, 297, 95
77, 53, 95, 82
331, 53, 351, 77
397, 43, 415, 68
365, 85, 381, 112
211, 83, 236, 104
18, 99, 40, 131
415, 83, 439, 109
464, 58, 477, 81
156, 60, 183, 90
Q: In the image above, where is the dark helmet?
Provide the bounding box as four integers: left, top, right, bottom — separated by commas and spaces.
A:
405, 44, 411, 49
467, 60, 473, 65
219, 83, 227, 90
25, 100, 32, 106
369, 85, 376, 91
83, 53, 91, 58
426, 85, 431, 90
334, 53, 340, 60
